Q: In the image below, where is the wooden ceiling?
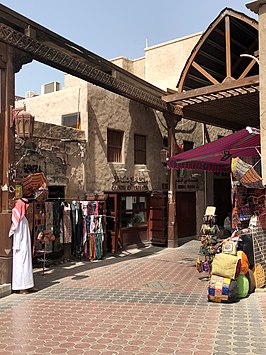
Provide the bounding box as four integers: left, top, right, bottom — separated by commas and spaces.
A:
162, 8, 259, 130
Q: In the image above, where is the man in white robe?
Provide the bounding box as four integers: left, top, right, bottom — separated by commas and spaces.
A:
9, 198, 34, 293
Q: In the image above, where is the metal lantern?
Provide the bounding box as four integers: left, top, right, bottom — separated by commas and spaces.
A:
14, 110, 35, 139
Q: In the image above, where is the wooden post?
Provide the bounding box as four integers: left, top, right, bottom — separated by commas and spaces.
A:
225, 16, 232, 80
0, 43, 15, 285
164, 112, 181, 248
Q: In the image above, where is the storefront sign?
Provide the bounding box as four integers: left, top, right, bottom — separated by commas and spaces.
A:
23, 164, 42, 174
176, 177, 199, 190
112, 175, 149, 192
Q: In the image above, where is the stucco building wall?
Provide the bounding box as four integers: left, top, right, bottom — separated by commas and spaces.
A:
15, 121, 86, 199
17, 82, 89, 135
111, 32, 202, 91
85, 83, 166, 194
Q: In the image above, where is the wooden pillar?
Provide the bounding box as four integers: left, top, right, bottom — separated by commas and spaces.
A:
164, 112, 181, 248
258, 4, 266, 185
0, 43, 15, 285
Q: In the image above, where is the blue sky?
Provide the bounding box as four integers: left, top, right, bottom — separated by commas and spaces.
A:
0, 0, 257, 96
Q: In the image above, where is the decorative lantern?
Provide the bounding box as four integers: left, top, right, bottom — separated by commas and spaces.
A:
160, 148, 169, 164
14, 109, 35, 139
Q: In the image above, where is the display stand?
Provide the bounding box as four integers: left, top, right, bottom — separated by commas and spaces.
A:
197, 206, 220, 278
37, 243, 52, 275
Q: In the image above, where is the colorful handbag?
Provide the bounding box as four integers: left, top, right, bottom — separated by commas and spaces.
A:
208, 275, 238, 303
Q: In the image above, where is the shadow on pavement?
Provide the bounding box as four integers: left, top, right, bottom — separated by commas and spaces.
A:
32, 238, 200, 292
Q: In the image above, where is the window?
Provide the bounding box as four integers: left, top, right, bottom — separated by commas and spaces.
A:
62, 113, 80, 129
134, 134, 146, 164
121, 195, 148, 228
183, 140, 194, 151
107, 129, 123, 162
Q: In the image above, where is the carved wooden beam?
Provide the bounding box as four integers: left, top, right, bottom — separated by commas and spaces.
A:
0, 22, 182, 116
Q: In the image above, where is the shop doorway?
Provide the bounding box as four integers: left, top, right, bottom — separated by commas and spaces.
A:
148, 193, 167, 246
106, 194, 119, 253
214, 177, 232, 227
176, 192, 196, 237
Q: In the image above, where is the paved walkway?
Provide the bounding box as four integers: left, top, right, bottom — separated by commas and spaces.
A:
0, 240, 266, 354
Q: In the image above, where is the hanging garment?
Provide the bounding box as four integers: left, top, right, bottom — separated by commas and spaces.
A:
63, 205, 72, 244
70, 201, 83, 257
45, 201, 53, 231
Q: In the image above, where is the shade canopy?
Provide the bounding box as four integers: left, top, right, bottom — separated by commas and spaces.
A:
168, 127, 260, 173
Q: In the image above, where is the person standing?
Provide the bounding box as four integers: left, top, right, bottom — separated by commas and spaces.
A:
223, 212, 233, 237
9, 198, 34, 294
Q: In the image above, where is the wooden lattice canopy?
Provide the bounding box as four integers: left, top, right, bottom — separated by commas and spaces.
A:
162, 8, 259, 130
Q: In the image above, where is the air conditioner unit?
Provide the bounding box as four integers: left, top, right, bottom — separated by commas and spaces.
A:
41, 81, 61, 95
25, 91, 38, 98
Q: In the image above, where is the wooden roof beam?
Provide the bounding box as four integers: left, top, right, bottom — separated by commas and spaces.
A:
162, 75, 259, 103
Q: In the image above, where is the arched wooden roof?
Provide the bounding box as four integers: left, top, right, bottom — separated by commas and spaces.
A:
163, 8, 259, 130
178, 8, 258, 91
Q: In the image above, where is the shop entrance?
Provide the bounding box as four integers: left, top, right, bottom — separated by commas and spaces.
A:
176, 192, 196, 237
106, 194, 119, 254
214, 178, 231, 227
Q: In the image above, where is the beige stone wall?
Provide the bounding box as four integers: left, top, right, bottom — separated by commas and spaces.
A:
144, 33, 202, 90
15, 121, 86, 199
132, 57, 145, 79
111, 57, 134, 73
85, 83, 166, 194
111, 33, 202, 91
15, 82, 89, 135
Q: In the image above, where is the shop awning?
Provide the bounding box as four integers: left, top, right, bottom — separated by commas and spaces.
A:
168, 126, 260, 173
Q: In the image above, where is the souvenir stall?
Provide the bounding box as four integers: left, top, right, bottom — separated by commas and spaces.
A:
197, 206, 220, 276
168, 127, 266, 302
70, 196, 106, 261
16, 173, 107, 266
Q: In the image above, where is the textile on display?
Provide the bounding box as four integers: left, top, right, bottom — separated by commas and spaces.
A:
208, 275, 238, 303
81, 201, 105, 260
231, 157, 264, 189
63, 203, 72, 244
22, 172, 47, 197
211, 253, 241, 280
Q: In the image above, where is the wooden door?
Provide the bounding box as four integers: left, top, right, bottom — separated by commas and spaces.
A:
106, 194, 118, 253
176, 192, 196, 238
148, 193, 167, 246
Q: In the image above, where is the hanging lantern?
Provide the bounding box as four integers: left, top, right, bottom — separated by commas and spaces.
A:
160, 148, 169, 164
14, 109, 35, 140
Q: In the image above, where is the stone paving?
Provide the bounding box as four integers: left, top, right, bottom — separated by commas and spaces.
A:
0, 239, 266, 354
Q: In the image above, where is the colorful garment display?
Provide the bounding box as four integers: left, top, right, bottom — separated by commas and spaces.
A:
81, 201, 105, 260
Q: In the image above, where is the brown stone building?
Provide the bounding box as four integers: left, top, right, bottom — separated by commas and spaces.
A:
15, 31, 232, 253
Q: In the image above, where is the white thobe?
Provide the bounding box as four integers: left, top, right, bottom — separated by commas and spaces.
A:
12, 216, 34, 290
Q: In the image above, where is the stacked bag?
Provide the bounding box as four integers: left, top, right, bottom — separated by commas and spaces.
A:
207, 239, 255, 303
